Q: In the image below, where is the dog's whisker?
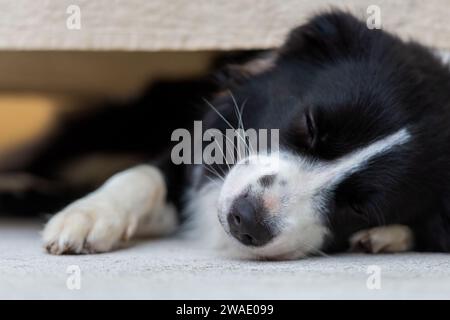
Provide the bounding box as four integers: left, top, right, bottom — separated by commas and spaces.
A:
205, 175, 221, 185
239, 98, 255, 156
229, 90, 250, 158
207, 135, 231, 172
203, 98, 236, 131
204, 97, 244, 162
203, 165, 225, 182
230, 92, 254, 156
208, 126, 240, 165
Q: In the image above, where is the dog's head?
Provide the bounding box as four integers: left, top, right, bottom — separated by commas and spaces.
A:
199, 11, 448, 260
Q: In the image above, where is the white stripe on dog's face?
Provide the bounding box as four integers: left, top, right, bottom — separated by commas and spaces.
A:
216, 128, 411, 260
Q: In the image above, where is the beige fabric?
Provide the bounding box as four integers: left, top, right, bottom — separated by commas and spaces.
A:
0, 0, 449, 51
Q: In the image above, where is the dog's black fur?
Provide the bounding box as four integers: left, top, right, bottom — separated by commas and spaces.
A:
2, 11, 450, 253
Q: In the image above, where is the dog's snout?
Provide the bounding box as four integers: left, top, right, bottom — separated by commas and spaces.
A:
227, 195, 273, 247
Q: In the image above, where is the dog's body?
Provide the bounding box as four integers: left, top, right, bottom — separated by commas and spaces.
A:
4, 12, 450, 259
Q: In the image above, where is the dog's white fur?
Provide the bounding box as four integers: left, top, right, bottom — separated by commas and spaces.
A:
43, 165, 177, 254
350, 225, 414, 253
189, 128, 411, 259
43, 128, 411, 258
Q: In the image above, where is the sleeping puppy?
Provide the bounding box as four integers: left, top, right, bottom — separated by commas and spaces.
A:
41, 11, 450, 259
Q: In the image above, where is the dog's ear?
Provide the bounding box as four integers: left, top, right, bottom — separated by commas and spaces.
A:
214, 51, 277, 88
279, 10, 368, 61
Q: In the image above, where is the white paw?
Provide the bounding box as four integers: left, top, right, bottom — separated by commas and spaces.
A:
349, 225, 413, 253
42, 198, 137, 255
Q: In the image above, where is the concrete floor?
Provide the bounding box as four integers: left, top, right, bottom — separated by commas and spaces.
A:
1, 219, 450, 300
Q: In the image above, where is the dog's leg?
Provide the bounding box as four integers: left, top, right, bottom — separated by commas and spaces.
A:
42, 165, 178, 255
349, 225, 414, 253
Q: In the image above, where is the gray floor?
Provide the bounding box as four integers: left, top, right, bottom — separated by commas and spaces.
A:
1, 219, 450, 299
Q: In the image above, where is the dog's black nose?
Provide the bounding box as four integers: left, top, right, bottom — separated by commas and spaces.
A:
227, 195, 273, 246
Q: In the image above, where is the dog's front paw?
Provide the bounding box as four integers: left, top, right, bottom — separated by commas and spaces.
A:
349, 225, 413, 253
42, 198, 137, 255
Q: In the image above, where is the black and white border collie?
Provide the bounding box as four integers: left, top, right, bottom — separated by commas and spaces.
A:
37, 11, 450, 259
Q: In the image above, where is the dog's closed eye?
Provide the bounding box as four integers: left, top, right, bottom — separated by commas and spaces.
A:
287, 107, 318, 151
